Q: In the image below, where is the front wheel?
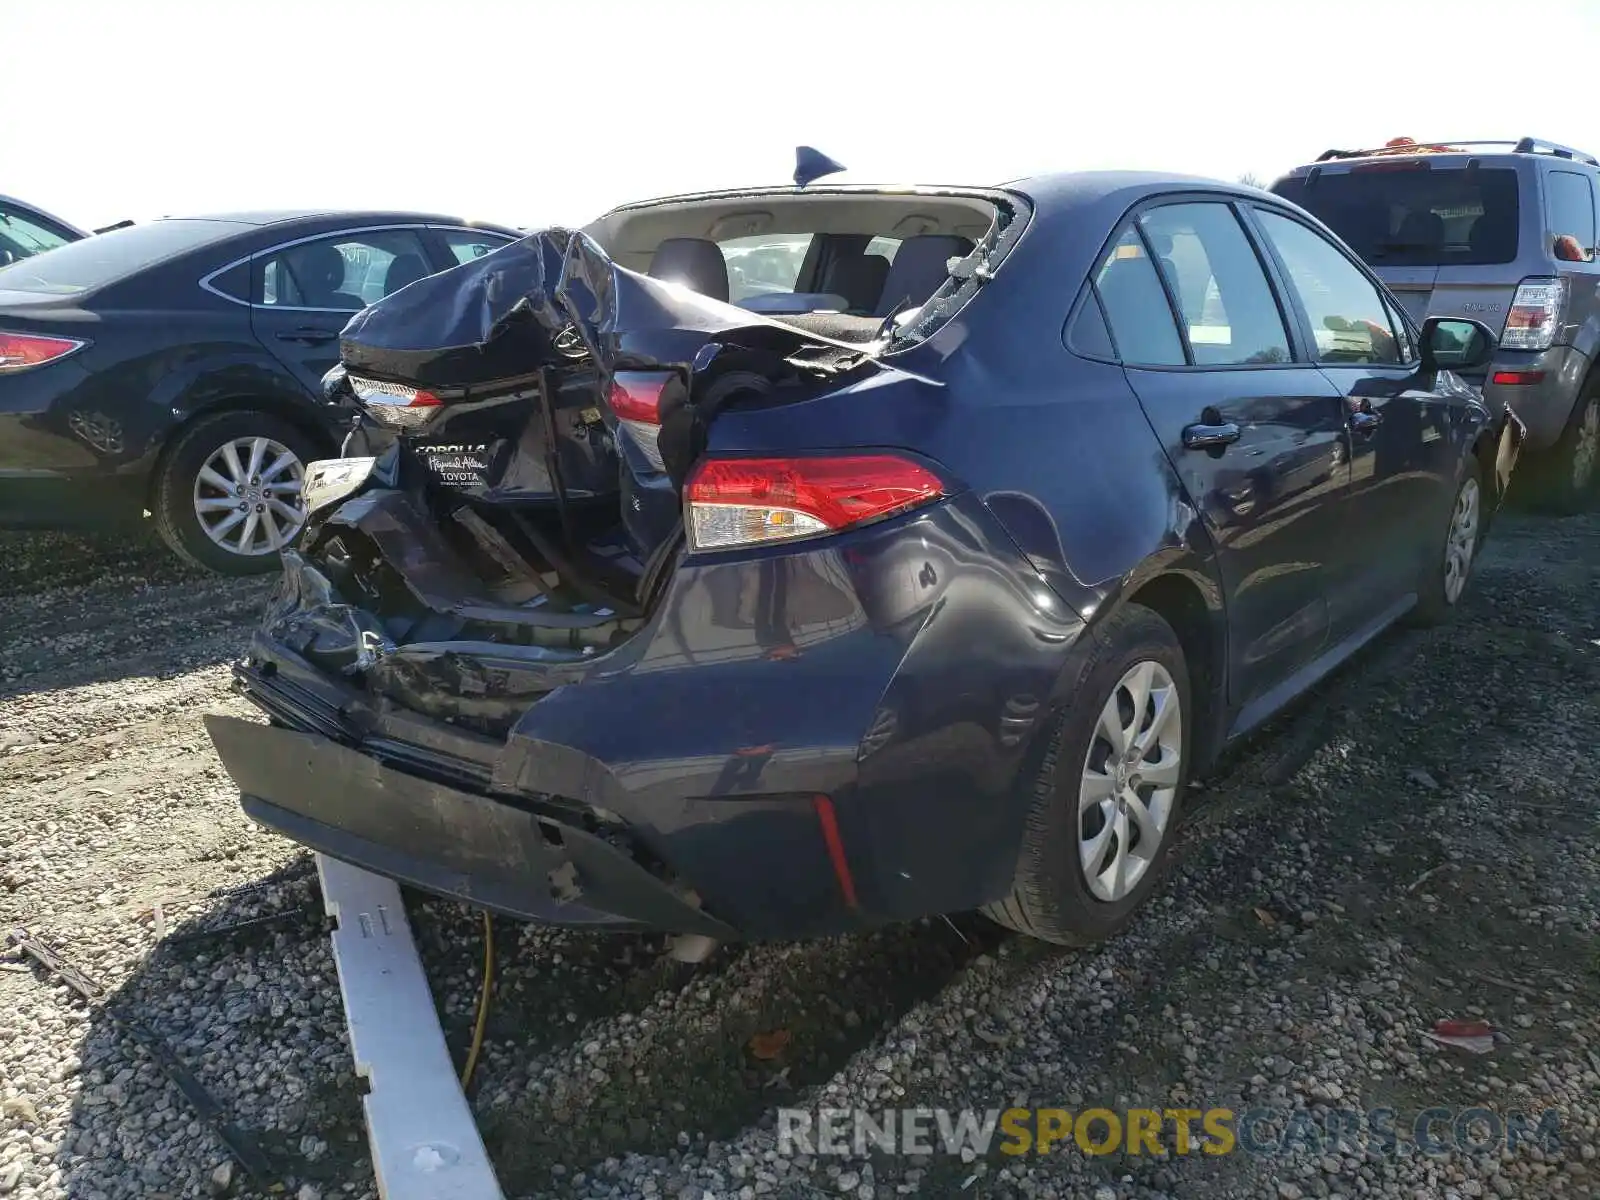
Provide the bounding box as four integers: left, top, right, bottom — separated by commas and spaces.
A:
151, 410, 318, 575
1407, 463, 1482, 628
983, 603, 1191, 946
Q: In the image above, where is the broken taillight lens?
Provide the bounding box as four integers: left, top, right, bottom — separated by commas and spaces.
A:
347, 375, 444, 429
0, 331, 87, 374
608, 371, 671, 472
1500, 278, 1565, 351
685, 455, 945, 551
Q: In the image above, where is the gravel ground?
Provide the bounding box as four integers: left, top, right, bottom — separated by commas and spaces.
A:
0, 511, 1596, 1200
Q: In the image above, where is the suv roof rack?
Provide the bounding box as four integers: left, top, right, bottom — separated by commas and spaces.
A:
1315, 137, 1599, 166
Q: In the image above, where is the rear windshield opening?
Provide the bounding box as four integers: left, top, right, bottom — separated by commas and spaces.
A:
583, 191, 1025, 348
1274, 167, 1519, 266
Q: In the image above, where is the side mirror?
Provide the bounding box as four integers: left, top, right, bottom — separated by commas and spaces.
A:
1419, 316, 1496, 373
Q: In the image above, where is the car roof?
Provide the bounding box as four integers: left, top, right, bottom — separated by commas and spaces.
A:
1281, 138, 1600, 177
164, 210, 523, 237
603, 171, 1262, 218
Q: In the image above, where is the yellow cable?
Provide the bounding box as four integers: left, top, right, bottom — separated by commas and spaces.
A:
460, 910, 494, 1090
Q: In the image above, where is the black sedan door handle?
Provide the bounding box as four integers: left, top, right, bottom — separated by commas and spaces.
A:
1350, 410, 1383, 436
276, 328, 340, 344
1182, 420, 1242, 450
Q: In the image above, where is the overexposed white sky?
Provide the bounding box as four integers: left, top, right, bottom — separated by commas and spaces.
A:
9, 0, 1600, 231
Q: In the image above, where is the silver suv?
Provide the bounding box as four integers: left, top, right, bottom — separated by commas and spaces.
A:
1272, 137, 1600, 512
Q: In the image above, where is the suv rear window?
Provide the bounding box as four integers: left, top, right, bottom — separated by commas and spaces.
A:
0, 218, 250, 295
1273, 167, 1519, 266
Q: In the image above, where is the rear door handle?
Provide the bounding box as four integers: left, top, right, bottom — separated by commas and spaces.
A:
276, 328, 340, 344
1350, 410, 1383, 436
1182, 420, 1242, 450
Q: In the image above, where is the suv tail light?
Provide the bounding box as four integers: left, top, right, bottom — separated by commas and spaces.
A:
608, 371, 670, 472
348, 375, 443, 429
1500, 278, 1565, 351
685, 455, 945, 551
0, 331, 87, 374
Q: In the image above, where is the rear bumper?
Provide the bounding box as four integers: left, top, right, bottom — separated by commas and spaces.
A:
1479, 345, 1590, 450
206, 713, 737, 937
208, 492, 1094, 939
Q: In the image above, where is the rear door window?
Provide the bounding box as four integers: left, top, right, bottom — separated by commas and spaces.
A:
1255, 210, 1405, 366
1545, 171, 1596, 262
255, 229, 432, 310
1137, 202, 1292, 365
1092, 227, 1186, 366
1273, 167, 1520, 266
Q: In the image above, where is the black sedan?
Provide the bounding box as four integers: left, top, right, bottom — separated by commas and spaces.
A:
0, 210, 520, 573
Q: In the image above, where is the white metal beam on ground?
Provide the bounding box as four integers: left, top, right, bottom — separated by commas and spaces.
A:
317, 854, 505, 1200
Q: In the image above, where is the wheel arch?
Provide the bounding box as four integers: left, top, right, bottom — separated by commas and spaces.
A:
1087, 552, 1230, 776
143, 393, 340, 512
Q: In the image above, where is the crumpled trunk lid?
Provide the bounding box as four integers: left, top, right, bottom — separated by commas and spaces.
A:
285, 229, 882, 732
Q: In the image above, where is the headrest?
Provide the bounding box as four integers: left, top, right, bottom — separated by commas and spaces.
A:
874, 235, 973, 317
648, 237, 730, 302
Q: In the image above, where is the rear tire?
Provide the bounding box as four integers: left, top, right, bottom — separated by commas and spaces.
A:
1536, 385, 1599, 516
152, 409, 320, 576
982, 603, 1191, 946
1407, 460, 1483, 628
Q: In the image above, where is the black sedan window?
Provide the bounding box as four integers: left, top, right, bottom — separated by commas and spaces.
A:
0, 218, 251, 295
256, 229, 432, 310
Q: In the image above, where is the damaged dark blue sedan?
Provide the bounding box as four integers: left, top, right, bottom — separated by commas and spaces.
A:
204, 171, 1525, 945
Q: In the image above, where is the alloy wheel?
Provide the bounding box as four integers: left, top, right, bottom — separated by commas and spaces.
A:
192, 436, 307, 556
1443, 476, 1481, 605
1573, 397, 1600, 492
1078, 660, 1183, 903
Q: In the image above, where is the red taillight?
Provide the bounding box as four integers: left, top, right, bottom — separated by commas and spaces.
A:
608, 371, 672, 472
347, 375, 442, 429
684, 454, 945, 551
1491, 370, 1546, 386
0, 331, 86, 374
608, 372, 668, 423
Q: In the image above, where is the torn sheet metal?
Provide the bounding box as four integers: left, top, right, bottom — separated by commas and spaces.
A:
334, 229, 879, 493
316, 854, 505, 1200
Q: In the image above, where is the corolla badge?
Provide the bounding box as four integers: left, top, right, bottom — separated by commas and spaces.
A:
553, 325, 589, 359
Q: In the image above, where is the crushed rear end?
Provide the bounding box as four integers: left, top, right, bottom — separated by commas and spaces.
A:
202, 194, 1084, 939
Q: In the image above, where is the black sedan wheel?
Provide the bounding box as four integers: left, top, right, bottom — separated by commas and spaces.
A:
1407, 462, 1483, 628
152, 410, 317, 575
984, 603, 1191, 946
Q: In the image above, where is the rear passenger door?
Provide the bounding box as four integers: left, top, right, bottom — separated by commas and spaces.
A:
247, 226, 435, 398
1093, 199, 1351, 716
1250, 207, 1455, 634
